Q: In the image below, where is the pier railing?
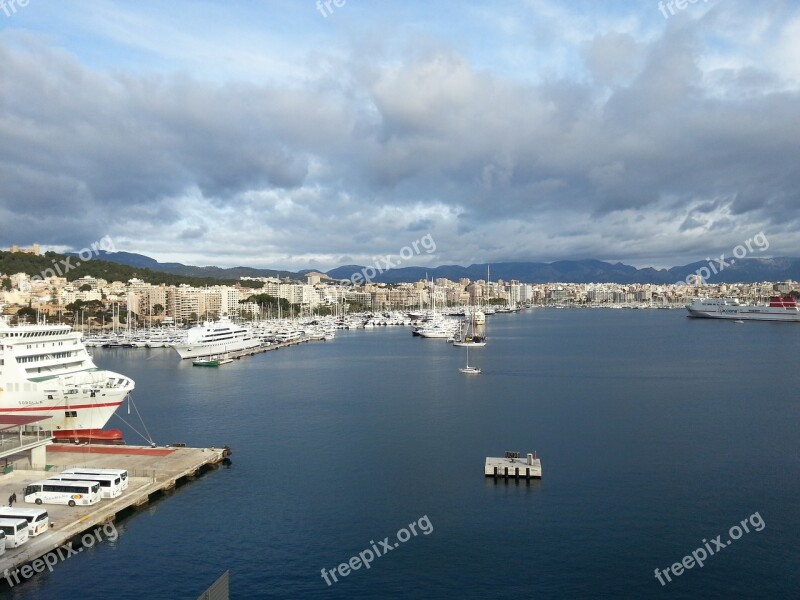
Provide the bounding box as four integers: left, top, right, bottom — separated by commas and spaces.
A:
0, 431, 54, 452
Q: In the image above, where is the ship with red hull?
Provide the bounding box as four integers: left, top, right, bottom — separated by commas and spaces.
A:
686, 296, 800, 322
0, 316, 134, 442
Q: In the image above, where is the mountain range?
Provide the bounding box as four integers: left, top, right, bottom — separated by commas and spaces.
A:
89, 252, 800, 285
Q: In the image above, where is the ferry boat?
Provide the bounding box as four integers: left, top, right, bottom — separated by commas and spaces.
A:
0, 316, 134, 441
686, 296, 800, 322
170, 316, 261, 359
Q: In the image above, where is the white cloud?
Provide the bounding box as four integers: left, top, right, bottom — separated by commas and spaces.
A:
1, 0, 799, 271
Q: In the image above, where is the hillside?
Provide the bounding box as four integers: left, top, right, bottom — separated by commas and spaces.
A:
0, 251, 246, 287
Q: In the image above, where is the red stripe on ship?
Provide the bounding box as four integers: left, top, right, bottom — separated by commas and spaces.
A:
0, 401, 123, 412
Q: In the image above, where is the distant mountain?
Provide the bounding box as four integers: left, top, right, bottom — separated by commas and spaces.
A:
328, 258, 800, 284
90, 251, 299, 280
91, 252, 800, 285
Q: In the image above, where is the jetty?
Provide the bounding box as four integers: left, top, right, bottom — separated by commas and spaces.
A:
197, 335, 327, 364
485, 451, 542, 479
0, 443, 229, 582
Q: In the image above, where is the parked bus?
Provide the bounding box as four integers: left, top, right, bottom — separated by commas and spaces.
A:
0, 508, 49, 536
0, 518, 30, 548
23, 479, 101, 507
61, 468, 130, 491
52, 473, 123, 499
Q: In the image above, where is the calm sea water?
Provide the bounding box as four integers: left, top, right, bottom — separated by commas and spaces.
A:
4, 309, 799, 599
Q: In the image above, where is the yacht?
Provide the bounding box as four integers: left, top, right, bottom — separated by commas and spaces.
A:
469, 308, 486, 325
459, 345, 481, 374
0, 316, 135, 437
170, 316, 262, 359
452, 314, 487, 347
144, 330, 180, 348
416, 317, 461, 339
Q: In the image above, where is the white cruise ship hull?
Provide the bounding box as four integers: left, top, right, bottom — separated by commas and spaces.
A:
1, 377, 133, 431
0, 318, 135, 432
171, 337, 262, 359
686, 296, 800, 322
686, 307, 800, 322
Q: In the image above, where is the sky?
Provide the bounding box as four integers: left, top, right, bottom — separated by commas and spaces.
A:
1, 0, 799, 272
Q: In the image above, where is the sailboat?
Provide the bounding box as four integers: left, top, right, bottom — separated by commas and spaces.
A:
459, 345, 481, 374
453, 310, 486, 347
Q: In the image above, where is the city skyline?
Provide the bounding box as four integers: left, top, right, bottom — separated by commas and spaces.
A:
2, 1, 799, 271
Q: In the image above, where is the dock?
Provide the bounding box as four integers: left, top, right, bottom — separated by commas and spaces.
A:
0, 443, 229, 580
206, 335, 327, 363
485, 451, 542, 479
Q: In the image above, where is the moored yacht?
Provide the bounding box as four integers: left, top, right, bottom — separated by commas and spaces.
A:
170, 316, 262, 359
415, 317, 461, 338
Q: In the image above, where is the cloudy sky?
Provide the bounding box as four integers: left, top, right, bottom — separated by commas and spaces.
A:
1, 0, 799, 271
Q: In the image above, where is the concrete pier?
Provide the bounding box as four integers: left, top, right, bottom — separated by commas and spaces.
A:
0, 443, 228, 580
485, 451, 542, 479
202, 335, 327, 363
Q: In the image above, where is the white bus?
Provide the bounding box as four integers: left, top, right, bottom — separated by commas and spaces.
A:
61, 468, 130, 491
0, 517, 30, 548
23, 479, 102, 507
0, 508, 49, 536
52, 473, 123, 499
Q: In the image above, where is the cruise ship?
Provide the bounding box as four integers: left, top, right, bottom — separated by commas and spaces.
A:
686, 296, 800, 322
170, 316, 262, 359
0, 316, 135, 437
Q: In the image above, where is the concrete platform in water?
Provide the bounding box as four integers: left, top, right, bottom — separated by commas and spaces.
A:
485, 451, 542, 479
0, 443, 229, 583
228, 336, 326, 359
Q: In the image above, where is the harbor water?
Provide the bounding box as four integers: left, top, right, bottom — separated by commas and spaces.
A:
5, 309, 799, 599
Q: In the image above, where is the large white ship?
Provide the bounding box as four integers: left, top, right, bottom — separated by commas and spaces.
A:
0, 316, 135, 438
686, 296, 800, 322
170, 316, 262, 359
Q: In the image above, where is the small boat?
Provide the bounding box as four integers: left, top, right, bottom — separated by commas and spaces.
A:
459, 346, 481, 374
734, 319, 745, 324
193, 358, 220, 367
192, 353, 233, 367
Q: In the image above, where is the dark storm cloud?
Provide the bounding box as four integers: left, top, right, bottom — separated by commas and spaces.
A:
1, 4, 799, 268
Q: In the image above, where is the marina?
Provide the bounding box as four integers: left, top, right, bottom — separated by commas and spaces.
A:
2, 1, 796, 595
190, 333, 329, 366
0, 305, 794, 598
